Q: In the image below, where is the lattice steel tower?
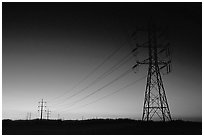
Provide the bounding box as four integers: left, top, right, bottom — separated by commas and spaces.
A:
38, 99, 46, 120
132, 22, 172, 121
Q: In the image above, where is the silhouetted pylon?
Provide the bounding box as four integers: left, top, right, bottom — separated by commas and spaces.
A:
132, 21, 172, 121
46, 109, 51, 120
38, 99, 46, 120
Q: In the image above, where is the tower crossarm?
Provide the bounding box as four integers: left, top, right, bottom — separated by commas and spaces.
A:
157, 60, 171, 65
132, 57, 150, 69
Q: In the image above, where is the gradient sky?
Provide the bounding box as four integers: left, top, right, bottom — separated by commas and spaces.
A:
2, 2, 202, 121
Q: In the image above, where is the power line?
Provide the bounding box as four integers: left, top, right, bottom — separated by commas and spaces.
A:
92, 52, 133, 84
65, 76, 147, 112
48, 39, 128, 103
58, 68, 132, 112
53, 53, 133, 107
60, 55, 159, 113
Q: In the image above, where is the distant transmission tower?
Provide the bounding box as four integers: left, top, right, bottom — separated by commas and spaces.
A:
38, 99, 46, 120
58, 114, 60, 120
132, 21, 172, 121
46, 109, 51, 120
27, 112, 31, 120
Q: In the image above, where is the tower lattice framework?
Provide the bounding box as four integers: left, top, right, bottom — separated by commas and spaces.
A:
132, 22, 172, 121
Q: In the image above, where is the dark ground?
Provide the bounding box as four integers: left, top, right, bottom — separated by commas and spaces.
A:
2, 119, 202, 135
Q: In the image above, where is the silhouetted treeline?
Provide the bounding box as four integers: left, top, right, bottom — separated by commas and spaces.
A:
2, 118, 201, 135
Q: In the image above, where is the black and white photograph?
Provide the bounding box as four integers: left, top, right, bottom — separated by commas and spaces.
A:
2, 1, 202, 135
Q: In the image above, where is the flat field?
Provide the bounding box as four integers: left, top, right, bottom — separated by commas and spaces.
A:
2, 119, 202, 135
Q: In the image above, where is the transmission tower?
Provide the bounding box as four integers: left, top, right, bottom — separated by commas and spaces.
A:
38, 99, 46, 120
46, 109, 51, 120
29, 112, 32, 120
26, 112, 30, 120
27, 112, 31, 120
132, 22, 172, 121
57, 114, 61, 120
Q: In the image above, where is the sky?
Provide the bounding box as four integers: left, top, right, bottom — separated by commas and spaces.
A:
2, 2, 202, 121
